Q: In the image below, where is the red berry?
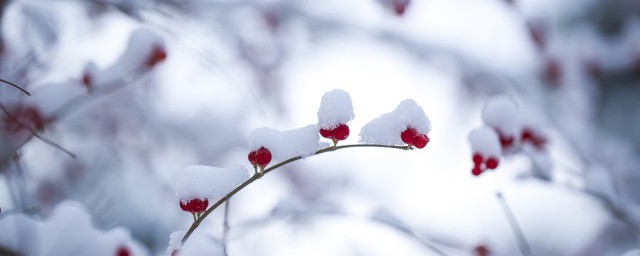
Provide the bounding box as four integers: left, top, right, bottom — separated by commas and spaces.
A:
486, 157, 499, 169
471, 166, 483, 176
472, 153, 483, 165
332, 124, 350, 141
145, 45, 167, 67
521, 129, 546, 150
401, 127, 418, 145
248, 151, 257, 166
392, 0, 410, 16
544, 57, 562, 87
262, 10, 279, 31
116, 246, 130, 256
532, 136, 547, 150
499, 134, 515, 149
192, 198, 208, 212
521, 129, 534, 142
180, 200, 189, 212
413, 134, 429, 149
255, 147, 272, 168
473, 245, 490, 256
319, 127, 334, 139
180, 198, 209, 213
82, 72, 92, 88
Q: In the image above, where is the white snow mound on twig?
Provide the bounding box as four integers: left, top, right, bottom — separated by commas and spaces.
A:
359, 99, 431, 146
249, 124, 321, 161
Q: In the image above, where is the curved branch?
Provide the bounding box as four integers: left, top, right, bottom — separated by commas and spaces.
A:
181, 143, 411, 244
0, 78, 31, 96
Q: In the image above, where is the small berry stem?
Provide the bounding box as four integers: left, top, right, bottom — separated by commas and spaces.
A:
192, 212, 197, 222
181, 143, 411, 244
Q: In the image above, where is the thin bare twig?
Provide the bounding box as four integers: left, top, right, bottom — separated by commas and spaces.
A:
496, 192, 533, 256
181, 144, 411, 244
222, 200, 230, 256
0, 78, 31, 96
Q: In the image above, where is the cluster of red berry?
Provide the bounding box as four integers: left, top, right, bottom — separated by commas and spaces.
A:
494, 126, 547, 153
319, 123, 350, 146
400, 126, 429, 149
248, 147, 273, 173
471, 152, 499, 176
520, 127, 547, 150
472, 114, 548, 177
1, 105, 46, 133
495, 129, 515, 150
179, 198, 209, 214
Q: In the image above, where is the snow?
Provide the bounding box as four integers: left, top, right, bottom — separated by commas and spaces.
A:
317, 89, 355, 129
84, 28, 165, 86
174, 165, 249, 202
25, 80, 86, 118
359, 99, 431, 145
167, 230, 186, 254
0, 201, 146, 256
248, 124, 322, 161
482, 95, 520, 137
180, 230, 224, 256
468, 126, 501, 157
584, 165, 618, 207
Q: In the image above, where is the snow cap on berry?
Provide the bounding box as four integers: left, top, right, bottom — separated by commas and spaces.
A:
482, 95, 520, 137
317, 89, 355, 129
468, 127, 501, 158
359, 99, 431, 145
122, 28, 166, 68
249, 124, 321, 161
174, 165, 249, 202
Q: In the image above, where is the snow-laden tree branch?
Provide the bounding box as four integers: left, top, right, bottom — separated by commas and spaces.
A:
180, 143, 411, 244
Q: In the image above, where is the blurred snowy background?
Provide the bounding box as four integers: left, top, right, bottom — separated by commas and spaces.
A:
1, 0, 640, 255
